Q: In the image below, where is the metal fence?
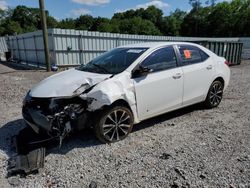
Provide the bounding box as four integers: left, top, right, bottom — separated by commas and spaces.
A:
0, 37, 8, 61
196, 41, 243, 65
240, 38, 250, 60
0, 37, 8, 53
7, 30, 54, 68
6, 28, 247, 68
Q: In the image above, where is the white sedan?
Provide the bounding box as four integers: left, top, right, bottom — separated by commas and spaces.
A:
22, 42, 230, 143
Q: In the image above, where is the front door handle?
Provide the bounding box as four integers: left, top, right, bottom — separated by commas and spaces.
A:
206, 65, 212, 70
173, 73, 182, 79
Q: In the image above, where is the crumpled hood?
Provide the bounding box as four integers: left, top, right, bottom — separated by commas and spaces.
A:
30, 69, 111, 98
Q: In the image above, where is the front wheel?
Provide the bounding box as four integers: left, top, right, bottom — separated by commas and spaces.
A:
204, 80, 224, 108
94, 105, 134, 143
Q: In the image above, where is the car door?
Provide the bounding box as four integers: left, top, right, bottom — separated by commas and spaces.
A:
133, 46, 183, 121
176, 45, 215, 106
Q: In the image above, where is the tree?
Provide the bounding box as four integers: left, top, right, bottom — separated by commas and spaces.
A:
75, 15, 94, 30
0, 2, 249, 37
206, 0, 217, 6
113, 9, 136, 20
90, 17, 110, 31
57, 18, 76, 29
96, 19, 120, 33
189, 0, 202, 9
11, 6, 39, 32
47, 16, 58, 28
141, 6, 163, 27
0, 19, 22, 35
206, 1, 232, 36
160, 9, 186, 36
229, 0, 250, 37
118, 17, 161, 35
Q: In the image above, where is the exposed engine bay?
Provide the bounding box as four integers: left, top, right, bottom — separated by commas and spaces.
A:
22, 93, 95, 146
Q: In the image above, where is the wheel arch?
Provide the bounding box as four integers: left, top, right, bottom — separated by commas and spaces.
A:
213, 76, 225, 88
98, 99, 137, 122
203, 76, 225, 102
111, 99, 132, 110
204, 76, 224, 108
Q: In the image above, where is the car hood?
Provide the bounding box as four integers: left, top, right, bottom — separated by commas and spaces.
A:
30, 69, 111, 98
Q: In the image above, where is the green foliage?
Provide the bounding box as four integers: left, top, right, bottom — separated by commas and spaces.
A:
189, 0, 202, 9
0, 5, 57, 35
181, 6, 211, 37
0, 19, 22, 35
90, 17, 110, 31
160, 9, 186, 36
95, 19, 120, 33
205, 0, 217, 6
57, 18, 76, 29
0, 0, 249, 37
47, 16, 58, 28
118, 17, 161, 35
111, 6, 163, 35
75, 15, 94, 30
11, 6, 40, 32
182, 0, 250, 37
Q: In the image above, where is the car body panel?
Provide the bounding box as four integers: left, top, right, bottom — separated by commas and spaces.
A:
214, 56, 231, 90
133, 67, 183, 120
79, 71, 140, 119
30, 69, 111, 98
181, 59, 216, 106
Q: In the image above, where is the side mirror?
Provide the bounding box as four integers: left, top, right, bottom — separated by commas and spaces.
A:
132, 66, 152, 78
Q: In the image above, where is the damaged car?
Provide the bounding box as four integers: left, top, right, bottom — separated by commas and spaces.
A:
22, 42, 230, 144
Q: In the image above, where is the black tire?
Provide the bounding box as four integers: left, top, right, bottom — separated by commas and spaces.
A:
204, 80, 224, 108
94, 105, 134, 143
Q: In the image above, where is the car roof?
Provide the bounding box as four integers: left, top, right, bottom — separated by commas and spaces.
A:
118, 42, 200, 49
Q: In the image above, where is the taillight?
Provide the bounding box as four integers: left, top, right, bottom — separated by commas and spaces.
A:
224, 61, 230, 66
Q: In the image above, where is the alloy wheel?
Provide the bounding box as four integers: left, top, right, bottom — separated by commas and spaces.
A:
102, 109, 132, 142
209, 82, 223, 106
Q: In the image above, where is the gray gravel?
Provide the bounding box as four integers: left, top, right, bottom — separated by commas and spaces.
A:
0, 61, 249, 188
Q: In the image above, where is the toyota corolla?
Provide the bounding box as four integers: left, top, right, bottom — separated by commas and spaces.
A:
22, 42, 230, 144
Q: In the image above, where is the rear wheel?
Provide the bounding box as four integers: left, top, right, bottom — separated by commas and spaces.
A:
95, 105, 134, 143
204, 80, 224, 108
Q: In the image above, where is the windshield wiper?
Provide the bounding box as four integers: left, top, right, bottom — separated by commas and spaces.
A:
92, 63, 109, 74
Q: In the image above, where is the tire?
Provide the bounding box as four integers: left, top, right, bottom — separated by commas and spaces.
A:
204, 80, 224, 108
94, 105, 134, 143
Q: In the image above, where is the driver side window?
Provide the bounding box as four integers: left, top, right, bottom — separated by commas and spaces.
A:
141, 46, 177, 72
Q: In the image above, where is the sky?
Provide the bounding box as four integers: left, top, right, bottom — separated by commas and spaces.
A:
1, 0, 229, 20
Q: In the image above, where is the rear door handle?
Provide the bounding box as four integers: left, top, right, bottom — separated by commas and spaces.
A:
206, 65, 212, 70
173, 73, 182, 79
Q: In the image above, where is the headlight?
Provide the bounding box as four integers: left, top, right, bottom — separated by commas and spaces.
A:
73, 83, 91, 95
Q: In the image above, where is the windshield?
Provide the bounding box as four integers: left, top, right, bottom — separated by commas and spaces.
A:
76, 48, 148, 74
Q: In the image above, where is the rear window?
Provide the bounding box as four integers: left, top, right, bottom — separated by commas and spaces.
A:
200, 50, 209, 61
178, 45, 209, 65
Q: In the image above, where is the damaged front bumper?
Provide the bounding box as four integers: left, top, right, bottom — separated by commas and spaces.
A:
8, 147, 46, 176
22, 93, 91, 139
22, 107, 50, 133
7, 126, 58, 177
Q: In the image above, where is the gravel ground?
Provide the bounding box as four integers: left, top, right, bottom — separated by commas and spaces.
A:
0, 61, 249, 188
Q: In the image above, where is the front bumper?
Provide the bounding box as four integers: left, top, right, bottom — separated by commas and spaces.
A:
22, 106, 51, 133
22, 96, 91, 135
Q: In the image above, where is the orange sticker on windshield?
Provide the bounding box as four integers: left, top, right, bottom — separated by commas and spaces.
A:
184, 50, 191, 59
